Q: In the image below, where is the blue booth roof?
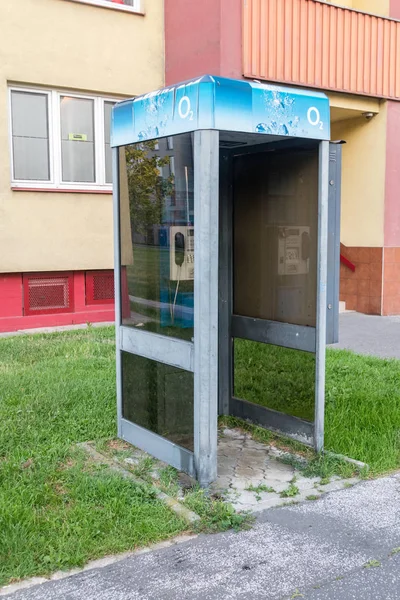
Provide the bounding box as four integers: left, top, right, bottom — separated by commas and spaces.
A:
111, 75, 330, 147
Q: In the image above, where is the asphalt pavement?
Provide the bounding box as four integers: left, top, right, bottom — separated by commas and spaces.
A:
330, 312, 400, 360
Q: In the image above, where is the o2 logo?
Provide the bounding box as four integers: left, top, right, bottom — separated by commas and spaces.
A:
307, 107, 324, 130
178, 96, 194, 121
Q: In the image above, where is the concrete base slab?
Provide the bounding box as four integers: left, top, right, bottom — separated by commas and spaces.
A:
211, 429, 358, 511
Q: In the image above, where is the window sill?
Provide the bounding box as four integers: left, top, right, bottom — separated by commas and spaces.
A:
63, 0, 144, 16
11, 187, 112, 194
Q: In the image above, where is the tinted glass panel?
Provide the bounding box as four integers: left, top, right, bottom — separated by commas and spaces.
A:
234, 339, 315, 422
11, 91, 50, 181
120, 134, 194, 341
122, 352, 194, 451
61, 96, 95, 183
233, 149, 318, 327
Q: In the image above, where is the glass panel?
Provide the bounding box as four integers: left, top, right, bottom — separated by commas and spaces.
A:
11, 91, 50, 181
233, 149, 318, 327
122, 351, 194, 451
234, 339, 315, 422
13, 138, 49, 181
60, 96, 95, 183
104, 101, 114, 184
120, 133, 194, 342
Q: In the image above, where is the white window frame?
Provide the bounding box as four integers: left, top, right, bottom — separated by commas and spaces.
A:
8, 86, 119, 191
64, 0, 143, 14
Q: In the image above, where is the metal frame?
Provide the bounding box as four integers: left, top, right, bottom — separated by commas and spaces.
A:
230, 397, 314, 445
218, 149, 233, 416
232, 316, 316, 353
314, 140, 330, 452
218, 140, 330, 452
120, 419, 195, 477
114, 135, 331, 484
120, 326, 194, 372
113, 146, 197, 476
193, 130, 220, 486
112, 148, 123, 437
114, 132, 220, 487
326, 143, 343, 344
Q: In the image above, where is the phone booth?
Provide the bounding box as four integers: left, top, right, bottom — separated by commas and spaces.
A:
111, 76, 341, 486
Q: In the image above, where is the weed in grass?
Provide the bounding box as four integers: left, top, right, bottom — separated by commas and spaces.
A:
306, 495, 320, 501
319, 477, 331, 485
280, 480, 299, 498
183, 487, 253, 533
132, 457, 155, 481
363, 560, 381, 569
359, 466, 371, 480
245, 484, 276, 494
159, 466, 180, 497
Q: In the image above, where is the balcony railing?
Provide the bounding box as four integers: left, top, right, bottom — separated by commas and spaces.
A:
243, 0, 400, 100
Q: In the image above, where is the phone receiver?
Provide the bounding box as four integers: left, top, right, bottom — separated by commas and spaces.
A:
174, 232, 185, 266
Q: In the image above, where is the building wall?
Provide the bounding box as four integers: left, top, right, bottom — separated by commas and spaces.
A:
331, 106, 387, 248
164, 0, 242, 86
0, 0, 164, 274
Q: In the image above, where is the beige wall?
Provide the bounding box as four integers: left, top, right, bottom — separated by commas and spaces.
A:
331, 103, 388, 247
0, 0, 164, 273
327, 0, 390, 15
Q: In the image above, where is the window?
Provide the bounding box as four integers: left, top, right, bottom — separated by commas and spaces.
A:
66, 0, 142, 13
9, 88, 117, 190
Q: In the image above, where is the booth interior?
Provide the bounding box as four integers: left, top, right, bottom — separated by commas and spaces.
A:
112, 76, 340, 486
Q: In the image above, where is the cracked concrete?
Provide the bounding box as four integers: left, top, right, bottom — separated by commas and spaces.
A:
211, 429, 359, 511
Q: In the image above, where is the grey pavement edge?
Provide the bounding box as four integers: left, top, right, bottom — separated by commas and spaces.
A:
329, 312, 400, 360
3, 474, 400, 600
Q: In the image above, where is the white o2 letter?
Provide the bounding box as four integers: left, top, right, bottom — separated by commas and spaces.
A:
307, 107, 321, 127
178, 96, 191, 120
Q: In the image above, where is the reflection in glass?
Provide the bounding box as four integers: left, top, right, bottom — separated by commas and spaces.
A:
120, 133, 194, 341
122, 352, 194, 451
11, 91, 50, 181
104, 101, 114, 184
234, 339, 315, 422
61, 96, 95, 183
233, 149, 318, 327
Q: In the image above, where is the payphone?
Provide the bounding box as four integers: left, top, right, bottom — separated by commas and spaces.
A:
277, 226, 310, 276
170, 226, 195, 282
112, 75, 339, 487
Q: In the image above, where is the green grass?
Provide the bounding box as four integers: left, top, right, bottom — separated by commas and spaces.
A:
0, 328, 186, 586
234, 340, 400, 473
2, 323, 400, 583
234, 340, 315, 421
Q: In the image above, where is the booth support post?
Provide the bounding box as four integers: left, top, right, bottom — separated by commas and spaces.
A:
194, 130, 219, 486
315, 140, 329, 453
112, 147, 123, 438
218, 150, 233, 416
